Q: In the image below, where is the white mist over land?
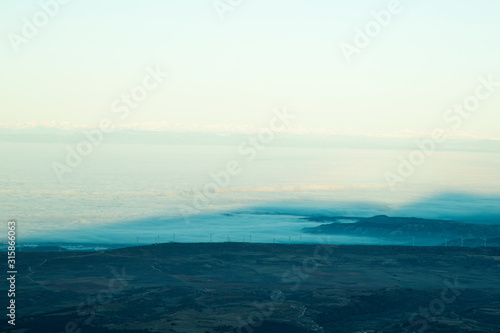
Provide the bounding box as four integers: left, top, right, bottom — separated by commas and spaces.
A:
1, 141, 499, 245
1, 1, 499, 246
2, 3, 500, 333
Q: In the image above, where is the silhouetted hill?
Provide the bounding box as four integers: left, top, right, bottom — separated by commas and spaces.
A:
302, 215, 500, 246
3, 243, 500, 332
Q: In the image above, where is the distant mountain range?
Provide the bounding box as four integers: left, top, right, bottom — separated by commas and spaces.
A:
302, 215, 500, 247
1, 127, 500, 151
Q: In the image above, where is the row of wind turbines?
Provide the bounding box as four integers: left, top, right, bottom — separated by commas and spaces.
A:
129, 234, 490, 247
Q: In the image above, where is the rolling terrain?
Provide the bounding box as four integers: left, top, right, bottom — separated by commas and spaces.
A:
3, 243, 500, 333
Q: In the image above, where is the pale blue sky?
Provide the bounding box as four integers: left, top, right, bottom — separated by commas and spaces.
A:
1, 0, 499, 138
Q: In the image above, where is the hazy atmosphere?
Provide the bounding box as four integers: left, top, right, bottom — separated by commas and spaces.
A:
1, 1, 500, 332
2, 1, 500, 137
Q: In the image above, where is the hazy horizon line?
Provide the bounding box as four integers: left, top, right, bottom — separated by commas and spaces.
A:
1, 121, 499, 141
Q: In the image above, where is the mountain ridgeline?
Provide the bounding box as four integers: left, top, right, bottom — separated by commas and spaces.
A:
302, 215, 500, 247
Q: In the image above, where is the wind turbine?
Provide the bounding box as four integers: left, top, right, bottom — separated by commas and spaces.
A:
445, 238, 448, 247
483, 238, 487, 247
136, 236, 140, 247
460, 237, 464, 247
